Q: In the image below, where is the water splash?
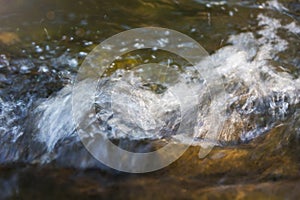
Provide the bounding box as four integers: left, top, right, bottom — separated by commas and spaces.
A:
0, 100, 24, 141
35, 14, 299, 152
0, 14, 299, 167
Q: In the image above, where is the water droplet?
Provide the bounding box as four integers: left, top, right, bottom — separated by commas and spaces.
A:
68, 58, 78, 68
38, 65, 49, 73
134, 43, 144, 49
35, 46, 43, 53
45, 45, 50, 51
0, 54, 9, 69
84, 41, 93, 46
190, 28, 196, 33
79, 52, 87, 57
152, 46, 158, 51
20, 65, 30, 74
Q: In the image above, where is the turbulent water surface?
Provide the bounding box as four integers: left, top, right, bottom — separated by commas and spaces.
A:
0, 0, 300, 199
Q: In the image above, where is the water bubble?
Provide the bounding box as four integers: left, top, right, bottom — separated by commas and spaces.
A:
120, 47, 128, 52
38, 65, 49, 73
190, 28, 196, 33
67, 58, 78, 68
35, 46, 43, 53
84, 41, 93, 46
152, 46, 158, 51
157, 38, 169, 47
45, 45, 50, 51
133, 43, 145, 49
78, 52, 88, 57
0, 54, 9, 69
20, 65, 30, 74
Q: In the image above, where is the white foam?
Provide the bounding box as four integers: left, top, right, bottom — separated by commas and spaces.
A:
34, 14, 300, 151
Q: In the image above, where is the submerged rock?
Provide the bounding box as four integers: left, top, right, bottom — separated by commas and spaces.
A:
0, 32, 20, 46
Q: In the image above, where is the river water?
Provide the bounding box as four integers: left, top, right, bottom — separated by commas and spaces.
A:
0, 0, 299, 199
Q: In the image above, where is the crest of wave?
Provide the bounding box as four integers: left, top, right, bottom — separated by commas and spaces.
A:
28, 14, 299, 167
188, 14, 300, 145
